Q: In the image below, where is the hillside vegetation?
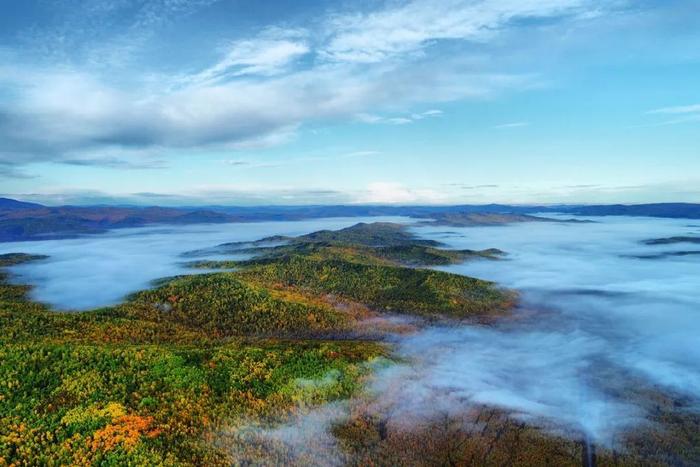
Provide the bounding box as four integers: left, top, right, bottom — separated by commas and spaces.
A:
1, 224, 699, 465
187, 222, 513, 318
0, 223, 512, 465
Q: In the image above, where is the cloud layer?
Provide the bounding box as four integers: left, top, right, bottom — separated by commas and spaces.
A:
0, 0, 623, 174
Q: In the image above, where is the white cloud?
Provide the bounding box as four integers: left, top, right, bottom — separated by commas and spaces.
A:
354, 113, 384, 124
357, 182, 449, 204
218, 149, 381, 170
421, 109, 443, 117
0, 0, 619, 171
356, 109, 444, 125
61, 155, 168, 170
644, 103, 700, 126
493, 121, 529, 129
649, 115, 700, 127
321, 0, 593, 63
1, 59, 531, 168
386, 117, 413, 125
646, 103, 700, 115
180, 29, 310, 87
361, 182, 417, 203
17, 0, 221, 68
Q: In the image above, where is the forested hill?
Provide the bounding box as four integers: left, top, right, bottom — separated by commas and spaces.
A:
0, 222, 514, 464
561, 203, 700, 218
2, 222, 697, 465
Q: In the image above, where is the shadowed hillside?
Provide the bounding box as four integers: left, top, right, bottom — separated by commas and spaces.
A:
3, 196, 700, 242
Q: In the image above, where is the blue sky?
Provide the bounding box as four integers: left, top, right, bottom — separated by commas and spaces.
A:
0, 0, 698, 205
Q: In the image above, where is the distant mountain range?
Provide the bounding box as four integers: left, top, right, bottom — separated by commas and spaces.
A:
199, 202, 700, 220
560, 203, 700, 219
0, 198, 44, 211
0, 199, 239, 242
1, 197, 699, 242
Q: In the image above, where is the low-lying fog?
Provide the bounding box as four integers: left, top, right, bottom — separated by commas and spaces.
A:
402, 215, 700, 444
2, 214, 699, 449
0, 217, 409, 309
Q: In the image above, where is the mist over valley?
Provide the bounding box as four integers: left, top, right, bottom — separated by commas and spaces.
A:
2, 212, 699, 464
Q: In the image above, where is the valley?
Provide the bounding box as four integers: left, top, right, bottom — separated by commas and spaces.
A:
1, 218, 700, 465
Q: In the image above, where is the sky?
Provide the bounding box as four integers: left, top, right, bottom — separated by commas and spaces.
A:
0, 0, 698, 206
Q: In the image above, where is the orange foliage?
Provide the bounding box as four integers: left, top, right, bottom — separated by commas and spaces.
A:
90, 415, 161, 452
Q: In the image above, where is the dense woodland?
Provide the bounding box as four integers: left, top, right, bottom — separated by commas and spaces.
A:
1, 224, 699, 465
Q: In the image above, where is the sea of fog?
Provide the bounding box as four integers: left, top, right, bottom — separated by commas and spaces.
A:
2, 214, 699, 448
396, 215, 700, 444
0, 216, 410, 309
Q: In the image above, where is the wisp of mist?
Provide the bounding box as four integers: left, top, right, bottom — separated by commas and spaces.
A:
391, 216, 700, 444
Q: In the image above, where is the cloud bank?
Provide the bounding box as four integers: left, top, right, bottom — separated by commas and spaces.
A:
0, 0, 624, 173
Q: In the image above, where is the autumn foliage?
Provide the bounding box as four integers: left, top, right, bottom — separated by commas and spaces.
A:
1, 224, 697, 465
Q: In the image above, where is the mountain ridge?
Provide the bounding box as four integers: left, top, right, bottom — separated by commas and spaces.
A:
2, 197, 700, 242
